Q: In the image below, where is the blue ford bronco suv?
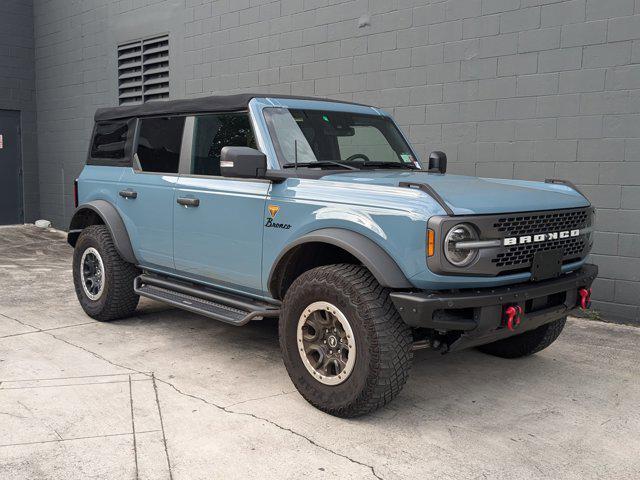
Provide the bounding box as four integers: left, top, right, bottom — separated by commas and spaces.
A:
69, 94, 597, 417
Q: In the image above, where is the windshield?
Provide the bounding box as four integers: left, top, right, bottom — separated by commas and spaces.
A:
263, 107, 420, 169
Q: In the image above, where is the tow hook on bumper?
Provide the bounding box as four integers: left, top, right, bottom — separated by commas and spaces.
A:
501, 287, 591, 334
504, 305, 523, 331
578, 288, 592, 310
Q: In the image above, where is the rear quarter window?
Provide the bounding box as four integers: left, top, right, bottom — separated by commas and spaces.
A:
87, 120, 134, 166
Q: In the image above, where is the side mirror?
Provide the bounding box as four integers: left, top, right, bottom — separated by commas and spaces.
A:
428, 151, 447, 174
220, 147, 267, 179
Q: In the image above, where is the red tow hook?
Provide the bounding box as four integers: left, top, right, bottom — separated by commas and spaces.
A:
504, 305, 523, 331
578, 288, 592, 309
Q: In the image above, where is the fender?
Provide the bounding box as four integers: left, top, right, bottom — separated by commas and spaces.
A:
268, 228, 412, 294
67, 200, 137, 264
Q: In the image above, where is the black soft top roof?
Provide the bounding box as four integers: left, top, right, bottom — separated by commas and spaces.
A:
94, 93, 369, 122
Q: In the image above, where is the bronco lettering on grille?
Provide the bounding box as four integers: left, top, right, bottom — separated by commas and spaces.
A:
503, 229, 581, 246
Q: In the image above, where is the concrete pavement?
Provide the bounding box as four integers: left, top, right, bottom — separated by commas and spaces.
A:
1, 225, 639, 479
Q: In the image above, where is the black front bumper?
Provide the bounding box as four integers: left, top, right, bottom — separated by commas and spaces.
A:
390, 264, 598, 352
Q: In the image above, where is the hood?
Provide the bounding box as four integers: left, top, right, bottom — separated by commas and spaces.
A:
321, 171, 590, 215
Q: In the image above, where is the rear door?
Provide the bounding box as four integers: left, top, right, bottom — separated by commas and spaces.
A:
117, 116, 186, 271
173, 113, 269, 293
0, 110, 23, 225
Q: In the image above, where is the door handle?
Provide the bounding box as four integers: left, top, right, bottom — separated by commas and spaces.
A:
119, 189, 137, 199
177, 197, 200, 207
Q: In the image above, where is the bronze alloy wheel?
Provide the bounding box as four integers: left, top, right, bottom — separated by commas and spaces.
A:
296, 301, 357, 386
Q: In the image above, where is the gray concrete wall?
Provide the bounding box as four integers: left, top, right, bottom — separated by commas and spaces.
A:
31, 0, 640, 322
0, 0, 39, 222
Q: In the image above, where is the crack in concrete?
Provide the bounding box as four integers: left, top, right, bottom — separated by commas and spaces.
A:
1, 372, 150, 383
156, 379, 384, 480
0, 430, 160, 448
16, 401, 63, 441
0, 312, 97, 342
39, 328, 384, 479
1, 379, 150, 390
228, 409, 384, 480
151, 373, 173, 480
0, 312, 39, 331
129, 375, 140, 480
0, 411, 27, 419
223, 390, 297, 408
47, 331, 141, 374
0, 321, 96, 339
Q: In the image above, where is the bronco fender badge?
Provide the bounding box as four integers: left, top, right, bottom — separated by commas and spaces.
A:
266, 205, 291, 230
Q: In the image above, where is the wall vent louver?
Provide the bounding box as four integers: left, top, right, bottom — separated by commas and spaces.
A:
118, 34, 169, 105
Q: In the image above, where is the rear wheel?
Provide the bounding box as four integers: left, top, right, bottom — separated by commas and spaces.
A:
477, 317, 566, 359
279, 264, 413, 417
73, 225, 140, 321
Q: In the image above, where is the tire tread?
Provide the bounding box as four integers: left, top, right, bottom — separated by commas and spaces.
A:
73, 225, 139, 321
281, 264, 413, 417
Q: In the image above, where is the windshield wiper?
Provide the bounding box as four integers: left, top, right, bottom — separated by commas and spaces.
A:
282, 161, 358, 170
357, 161, 418, 170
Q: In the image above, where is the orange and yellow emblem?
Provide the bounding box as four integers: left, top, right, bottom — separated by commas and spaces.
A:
267, 205, 280, 218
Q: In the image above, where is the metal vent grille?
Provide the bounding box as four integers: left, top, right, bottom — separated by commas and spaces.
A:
118, 34, 169, 105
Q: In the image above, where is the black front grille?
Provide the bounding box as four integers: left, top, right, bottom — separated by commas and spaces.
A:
492, 237, 586, 268
493, 209, 589, 237
491, 208, 591, 272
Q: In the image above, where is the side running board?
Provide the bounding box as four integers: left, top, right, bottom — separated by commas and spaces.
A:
134, 274, 280, 326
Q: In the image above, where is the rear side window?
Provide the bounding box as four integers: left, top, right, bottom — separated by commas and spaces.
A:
190, 113, 256, 176
91, 121, 129, 159
136, 116, 185, 173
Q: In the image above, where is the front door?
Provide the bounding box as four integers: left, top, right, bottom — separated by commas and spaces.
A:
117, 116, 186, 271
173, 113, 269, 294
0, 110, 23, 225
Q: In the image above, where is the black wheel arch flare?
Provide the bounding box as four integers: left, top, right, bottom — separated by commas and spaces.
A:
67, 200, 137, 265
268, 228, 412, 299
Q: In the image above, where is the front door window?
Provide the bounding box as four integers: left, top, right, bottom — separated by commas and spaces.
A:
189, 113, 256, 176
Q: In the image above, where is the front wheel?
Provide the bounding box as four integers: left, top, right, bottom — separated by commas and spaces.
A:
477, 317, 567, 359
279, 264, 413, 417
72, 225, 140, 321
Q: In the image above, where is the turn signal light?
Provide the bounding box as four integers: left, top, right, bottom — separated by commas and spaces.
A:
427, 229, 435, 257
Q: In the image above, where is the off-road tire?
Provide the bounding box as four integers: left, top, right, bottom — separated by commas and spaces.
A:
477, 317, 566, 359
73, 225, 139, 321
280, 264, 413, 417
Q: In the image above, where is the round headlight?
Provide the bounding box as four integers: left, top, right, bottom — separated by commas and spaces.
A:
444, 223, 478, 267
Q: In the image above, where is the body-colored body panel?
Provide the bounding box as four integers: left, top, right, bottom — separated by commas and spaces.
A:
173, 176, 269, 294
117, 168, 179, 271
321, 171, 590, 215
